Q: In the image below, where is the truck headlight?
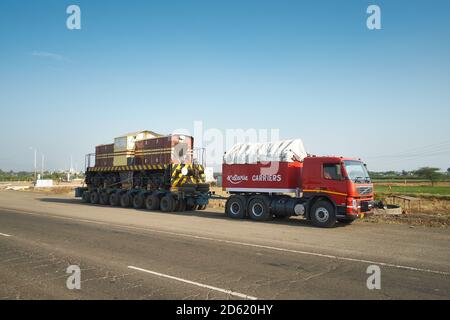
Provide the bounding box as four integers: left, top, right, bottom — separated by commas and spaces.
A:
181, 167, 189, 176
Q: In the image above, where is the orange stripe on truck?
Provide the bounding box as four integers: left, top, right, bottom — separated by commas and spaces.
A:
303, 189, 347, 197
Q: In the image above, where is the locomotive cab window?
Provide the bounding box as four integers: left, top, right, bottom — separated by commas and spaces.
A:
323, 163, 343, 180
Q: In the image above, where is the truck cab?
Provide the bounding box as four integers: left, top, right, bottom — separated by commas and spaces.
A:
302, 156, 375, 226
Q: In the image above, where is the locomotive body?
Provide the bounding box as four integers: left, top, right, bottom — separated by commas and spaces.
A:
81, 131, 209, 212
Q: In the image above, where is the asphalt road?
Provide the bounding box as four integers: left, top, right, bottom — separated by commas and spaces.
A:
0, 190, 449, 300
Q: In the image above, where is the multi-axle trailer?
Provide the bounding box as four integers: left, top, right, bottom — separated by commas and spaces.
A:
76, 132, 376, 228
76, 163, 210, 212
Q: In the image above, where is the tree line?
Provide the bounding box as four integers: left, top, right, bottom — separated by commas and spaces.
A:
370, 167, 450, 186
0, 170, 84, 182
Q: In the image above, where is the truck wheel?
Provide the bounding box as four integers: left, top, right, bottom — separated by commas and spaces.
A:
160, 195, 175, 212
109, 192, 120, 206
145, 194, 160, 210
248, 197, 271, 221
310, 200, 337, 228
120, 193, 132, 208
133, 194, 145, 209
82, 191, 91, 203
225, 196, 246, 219
90, 191, 100, 204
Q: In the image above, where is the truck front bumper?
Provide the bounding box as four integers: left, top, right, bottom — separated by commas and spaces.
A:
339, 199, 377, 218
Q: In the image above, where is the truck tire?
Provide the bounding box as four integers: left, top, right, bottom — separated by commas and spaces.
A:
90, 191, 100, 205
160, 195, 175, 212
225, 196, 246, 219
310, 200, 337, 228
120, 193, 132, 208
133, 194, 145, 209
99, 192, 109, 205
248, 197, 272, 221
82, 191, 91, 203
109, 192, 120, 206
145, 194, 160, 210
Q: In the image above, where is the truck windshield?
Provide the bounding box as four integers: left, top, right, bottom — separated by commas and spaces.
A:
343, 160, 371, 183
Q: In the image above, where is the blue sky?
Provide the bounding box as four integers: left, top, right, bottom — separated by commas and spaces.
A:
0, 0, 449, 172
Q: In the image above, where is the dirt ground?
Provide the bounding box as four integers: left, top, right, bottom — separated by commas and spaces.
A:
363, 212, 450, 228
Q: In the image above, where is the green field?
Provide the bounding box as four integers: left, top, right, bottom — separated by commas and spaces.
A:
375, 185, 450, 196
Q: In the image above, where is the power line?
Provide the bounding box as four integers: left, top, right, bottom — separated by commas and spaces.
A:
365, 140, 450, 159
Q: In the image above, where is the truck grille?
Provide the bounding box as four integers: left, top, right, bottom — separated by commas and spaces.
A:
357, 186, 373, 195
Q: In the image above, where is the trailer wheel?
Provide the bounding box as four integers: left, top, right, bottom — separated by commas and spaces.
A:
145, 194, 160, 210
310, 200, 337, 228
175, 199, 187, 212
248, 197, 271, 221
186, 198, 197, 211
120, 193, 132, 208
186, 204, 197, 211
109, 192, 120, 206
133, 194, 145, 209
99, 192, 109, 205
82, 191, 91, 203
225, 196, 246, 219
160, 195, 175, 212
90, 191, 100, 205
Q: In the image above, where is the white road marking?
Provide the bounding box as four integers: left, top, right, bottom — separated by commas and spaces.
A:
125, 230, 450, 276
4, 208, 450, 276
128, 265, 258, 300
0, 232, 12, 237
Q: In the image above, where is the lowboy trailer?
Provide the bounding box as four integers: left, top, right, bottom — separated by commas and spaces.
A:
76, 131, 210, 212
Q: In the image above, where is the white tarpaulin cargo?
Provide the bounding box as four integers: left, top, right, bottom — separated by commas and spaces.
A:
223, 139, 307, 164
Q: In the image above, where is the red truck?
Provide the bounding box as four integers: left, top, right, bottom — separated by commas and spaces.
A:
222, 140, 375, 227
76, 135, 375, 228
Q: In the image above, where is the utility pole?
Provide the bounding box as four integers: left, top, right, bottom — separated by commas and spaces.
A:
34, 149, 37, 181
41, 154, 45, 178
68, 155, 73, 182
30, 147, 37, 182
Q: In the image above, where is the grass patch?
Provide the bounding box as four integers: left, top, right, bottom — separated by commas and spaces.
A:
375, 185, 450, 196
